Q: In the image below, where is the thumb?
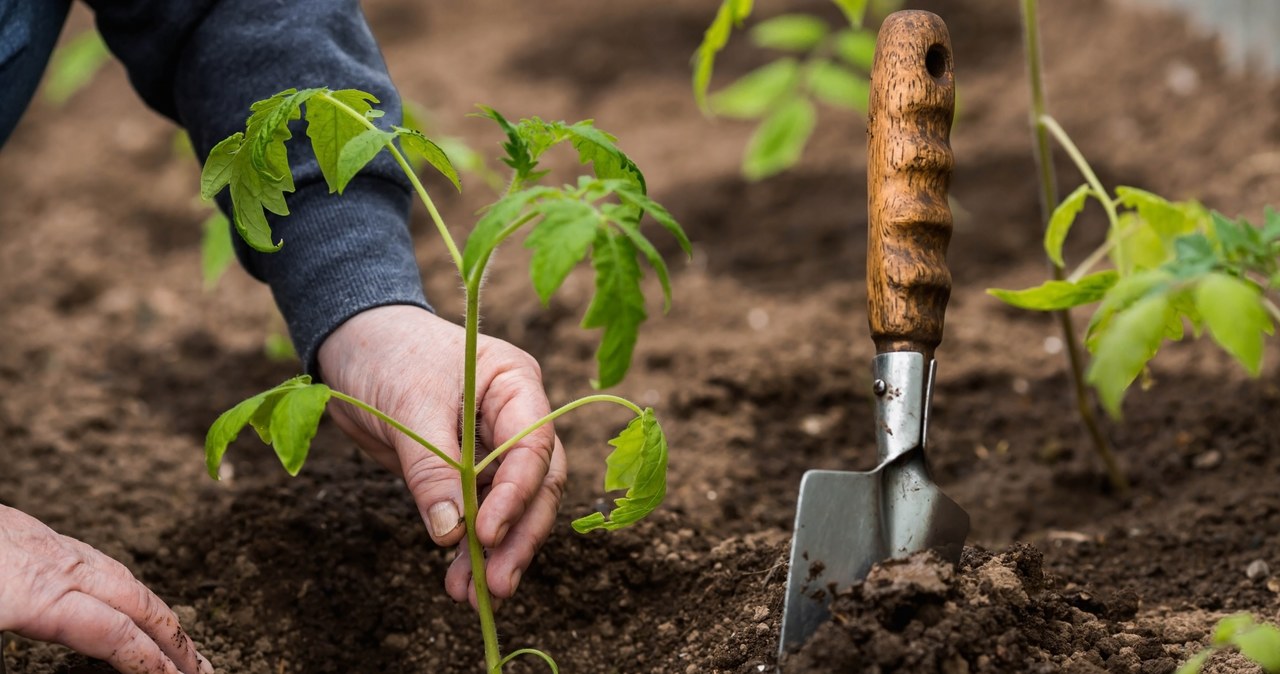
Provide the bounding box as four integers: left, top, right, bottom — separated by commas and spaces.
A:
398, 421, 466, 547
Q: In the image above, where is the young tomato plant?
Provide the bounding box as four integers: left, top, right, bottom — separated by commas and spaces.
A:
989, 116, 1279, 418
693, 0, 901, 179
199, 88, 689, 673
1179, 613, 1280, 674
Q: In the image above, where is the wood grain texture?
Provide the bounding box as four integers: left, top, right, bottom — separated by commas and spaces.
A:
866, 11, 955, 360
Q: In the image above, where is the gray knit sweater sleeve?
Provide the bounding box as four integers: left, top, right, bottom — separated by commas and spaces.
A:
85, 0, 432, 375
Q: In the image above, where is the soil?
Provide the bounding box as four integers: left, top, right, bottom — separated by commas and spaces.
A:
2, 0, 1279, 672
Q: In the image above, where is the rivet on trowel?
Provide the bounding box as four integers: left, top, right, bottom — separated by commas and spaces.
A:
873, 379, 888, 396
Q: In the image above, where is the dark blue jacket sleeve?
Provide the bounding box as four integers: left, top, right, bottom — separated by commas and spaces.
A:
84, 0, 433, 376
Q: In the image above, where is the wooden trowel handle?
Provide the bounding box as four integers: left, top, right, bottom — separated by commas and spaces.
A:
867, 11, 955, 361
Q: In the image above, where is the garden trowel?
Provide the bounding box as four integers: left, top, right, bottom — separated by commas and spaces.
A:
779, 10, 969, 657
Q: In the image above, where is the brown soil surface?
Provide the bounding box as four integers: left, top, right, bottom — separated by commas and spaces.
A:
3, 0, 1279, 672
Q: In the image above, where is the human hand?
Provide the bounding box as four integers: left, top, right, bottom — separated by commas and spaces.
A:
0, 505, 213, 674
317, 306, 566, 607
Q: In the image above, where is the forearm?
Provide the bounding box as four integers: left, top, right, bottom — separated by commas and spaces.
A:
85, 0, 432, 374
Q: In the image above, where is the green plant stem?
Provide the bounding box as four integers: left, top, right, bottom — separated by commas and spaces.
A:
329, 391, 461, 471
1021, 0, 1128, 495
1263, 296, 1280, 325
492, 648, 559, 674
318, 91, 464, 271
475, 395, 643, 474
1039, 115, 1120, 230
467, 211, 539, 288
462, 281, 503, 671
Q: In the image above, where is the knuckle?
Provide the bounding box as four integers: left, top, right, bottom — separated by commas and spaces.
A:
402, 457, 458, 496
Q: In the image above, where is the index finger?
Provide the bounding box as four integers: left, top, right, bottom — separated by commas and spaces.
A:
65, 539, 212, 674
474, 369, 556, 549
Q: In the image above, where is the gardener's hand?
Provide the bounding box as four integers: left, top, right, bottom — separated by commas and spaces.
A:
318, 306, 566, 606
0, 505, 214, 674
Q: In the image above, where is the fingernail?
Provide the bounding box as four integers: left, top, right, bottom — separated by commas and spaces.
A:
494, 522, 511, 546
427, 501, 461, 539
509, 568, 523, 594
199, 655, 215, 674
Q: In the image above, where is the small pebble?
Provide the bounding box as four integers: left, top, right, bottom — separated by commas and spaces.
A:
172, 605, 199, 629
1247, 559, 1270, 581
1192, 450, 1222, 470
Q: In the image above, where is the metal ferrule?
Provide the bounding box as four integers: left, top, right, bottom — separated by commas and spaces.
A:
871, 352, 936, 466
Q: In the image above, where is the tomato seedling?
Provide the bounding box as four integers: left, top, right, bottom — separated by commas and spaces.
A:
1179, 613, 1280, 674
693, 0, 900, 179
200, 88, 688, 673
989, 116, 1279, 418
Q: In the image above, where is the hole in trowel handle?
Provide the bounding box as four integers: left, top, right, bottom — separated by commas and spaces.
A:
925, 43, 949, 79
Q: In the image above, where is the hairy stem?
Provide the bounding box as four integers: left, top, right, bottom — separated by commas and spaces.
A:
461, 282, 503, 671
1021, 0, 1128, 495
475, 395, 643, 474
329, 391, 461, 471
317, 91, 464, 272
467, 211, 539, 288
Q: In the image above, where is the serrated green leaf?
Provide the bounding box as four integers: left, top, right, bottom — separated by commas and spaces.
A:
1174, 650, 1210, 674
228, 173, 283, 252
987, 271, 1118, 311
1212, 211, 1257, 256
335, 128, 394, 194
394, 126, 462, 192
805, 60, 869, 111
612, 183, 692, 257
1115, 186, 1204, 242
305, 89, 380, 192
204, 89, 330, 253
832, 0, 869, 27
709, 58, 801, 119
463, 187, 553, 281
525, 200, 600, 304
743, 97, 816, 180
1234, 623, 1280, 671
1168, 233, 1217, 279
582, 229, 647, 389
1086, 293, 1171, 418
1215, 614, 1259, 645
750, 14, 828, 52
833, 29, 876, 70
564, 121, 646, 193
200, 133, 243, 201
1085, 270, 1171, 351
269, 383, 332, 476
1110, 212, 1167, 274
200, 212, 234, 291
573, 408, 668, 533
475, 105, 541, 183
693, 0, 756, 111
1045, 183, 1091, 268
1195, 273, 1270, 376
250, 88, 322, 179
607, 206, 673, 312
204, 376, 312, 479
1263, 206, 1280, 243
43, 30, 111, 105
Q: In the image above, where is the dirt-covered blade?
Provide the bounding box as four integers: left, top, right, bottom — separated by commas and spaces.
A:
779, 456, 969, 654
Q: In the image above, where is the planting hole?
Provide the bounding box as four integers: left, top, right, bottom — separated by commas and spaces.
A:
925, 44, 948, 79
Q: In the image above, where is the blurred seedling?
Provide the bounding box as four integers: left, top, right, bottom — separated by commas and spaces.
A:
693, 0, 901, 179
